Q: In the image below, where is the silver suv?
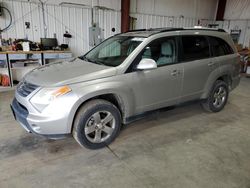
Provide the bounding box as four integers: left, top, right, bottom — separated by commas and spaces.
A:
11, 28, 240, 149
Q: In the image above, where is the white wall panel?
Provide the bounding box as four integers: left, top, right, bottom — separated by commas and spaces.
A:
11, 0, 121, 11
131, 0, 218, 20
209, 20, 250, 47
224, 0, 250, 20
0, 0, 121, 56
131, 13, 201, 30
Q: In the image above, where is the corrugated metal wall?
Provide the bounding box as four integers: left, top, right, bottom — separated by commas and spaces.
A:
210, 20, 250, 47
130, 0, 218, 19
133, 13, 250, 48
224, 0, 250, 20
0, 0, 121, 56
1, 0, 250, 54
131, 13, 212, 29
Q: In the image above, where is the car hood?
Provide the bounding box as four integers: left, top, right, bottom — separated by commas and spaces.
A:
24, 58, 117, 87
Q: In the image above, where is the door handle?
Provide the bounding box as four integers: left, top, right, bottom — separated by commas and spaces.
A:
208, 62, 215, 67
171, 70, 178, 76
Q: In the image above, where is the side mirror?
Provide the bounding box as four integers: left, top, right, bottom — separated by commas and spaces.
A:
136, 58, 157, 70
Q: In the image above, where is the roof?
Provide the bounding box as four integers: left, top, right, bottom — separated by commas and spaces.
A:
119, 27, 226, 37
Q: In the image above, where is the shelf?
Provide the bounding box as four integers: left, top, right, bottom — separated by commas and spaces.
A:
0, 51, 72, 92
11, 65, 39, 70
0, 68, 9, 74
0, 86, 14, 92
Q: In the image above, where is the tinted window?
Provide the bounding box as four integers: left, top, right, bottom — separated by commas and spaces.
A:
182, 36, 210, 61
139, 37, 177, 66
209, 37, 234, 56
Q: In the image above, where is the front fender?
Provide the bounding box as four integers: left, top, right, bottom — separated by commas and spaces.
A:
66, 80, 136, 132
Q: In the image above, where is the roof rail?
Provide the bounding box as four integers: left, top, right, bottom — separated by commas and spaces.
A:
184, 27, 226, 32
218, 28, 226, 32
123, 27, 226, 36
159, 28, 184, 33
126, 27, 182, 33
126, 29, 147, 33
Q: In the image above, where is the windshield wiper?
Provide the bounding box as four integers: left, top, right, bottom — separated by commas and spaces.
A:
93, 60, 106, 66
79, 56, 91, 62
79, 56, 106, 66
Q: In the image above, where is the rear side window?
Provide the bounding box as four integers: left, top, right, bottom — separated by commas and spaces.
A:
209, 36, 234, 57
181, 36, 210, 61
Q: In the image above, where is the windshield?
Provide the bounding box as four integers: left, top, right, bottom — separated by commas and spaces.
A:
80, 36, 145, 67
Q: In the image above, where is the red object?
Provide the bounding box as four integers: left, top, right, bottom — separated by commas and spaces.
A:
1, 74, 10, 86
216, 0, 227, 21
121, 0, 130, 33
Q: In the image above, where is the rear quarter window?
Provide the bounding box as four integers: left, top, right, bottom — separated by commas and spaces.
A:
208, 36, 234, 57
181, 36, 210, 61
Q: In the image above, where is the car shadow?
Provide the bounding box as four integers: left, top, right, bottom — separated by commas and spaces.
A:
0, 100, 242, 159
116, 100, 242, 146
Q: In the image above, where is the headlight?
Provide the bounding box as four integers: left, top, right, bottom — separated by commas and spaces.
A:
30, 86, 71, 112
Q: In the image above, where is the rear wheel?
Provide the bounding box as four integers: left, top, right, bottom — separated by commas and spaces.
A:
73, 99, 121, 149
201, 80, 229, 112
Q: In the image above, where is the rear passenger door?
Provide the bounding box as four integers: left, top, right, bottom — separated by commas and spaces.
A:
180, 35, 214, 101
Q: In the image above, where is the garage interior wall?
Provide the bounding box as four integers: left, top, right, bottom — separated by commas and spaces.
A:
0, 0, 221, 56
1, 0, 250, 56
211, 0, 250, 48
0, 0, 121, 56
130, 0, 218, 29
132, 0, 250, 48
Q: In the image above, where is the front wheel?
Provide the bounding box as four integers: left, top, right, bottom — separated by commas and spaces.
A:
73, 99, 121, 149
201, 80, 229, 112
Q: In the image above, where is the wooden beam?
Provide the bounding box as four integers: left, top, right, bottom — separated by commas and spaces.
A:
216, 0, 227, 21
121, 0, 130, 33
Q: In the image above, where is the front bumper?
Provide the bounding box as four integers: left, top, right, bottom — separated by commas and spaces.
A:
11, 98, 31, 133
11, 98, 70, 139
10, 88, 79, 139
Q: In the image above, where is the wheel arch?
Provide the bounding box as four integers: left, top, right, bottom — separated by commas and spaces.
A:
216, 75, 232, 89
69, 93, 127, 133
201, 73, 232, 99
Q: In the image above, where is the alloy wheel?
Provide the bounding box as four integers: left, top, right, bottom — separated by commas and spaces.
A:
213, 86, 227, 108
84, 111, 116, 143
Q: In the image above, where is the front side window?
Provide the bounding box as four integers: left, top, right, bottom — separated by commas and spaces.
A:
182, 36, 210, 61
81, 36, 145, 67
209, 36, 234, 57
138, 37, 177, 66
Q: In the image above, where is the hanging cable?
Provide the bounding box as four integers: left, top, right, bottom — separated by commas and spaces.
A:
0, 6, 13, 32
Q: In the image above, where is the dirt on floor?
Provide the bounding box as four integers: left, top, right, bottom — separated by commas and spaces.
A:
0, 78, 250, 188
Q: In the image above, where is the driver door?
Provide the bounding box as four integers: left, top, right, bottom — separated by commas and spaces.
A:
128, 37, 183, 114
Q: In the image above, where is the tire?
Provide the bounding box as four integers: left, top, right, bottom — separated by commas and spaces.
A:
73, 99, 121, 149
201, 80, 229, 113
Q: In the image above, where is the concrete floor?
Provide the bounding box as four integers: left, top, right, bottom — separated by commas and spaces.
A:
0, 78, 250, 188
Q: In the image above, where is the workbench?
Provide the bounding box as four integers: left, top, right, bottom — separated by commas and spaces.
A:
0, 50, 72, 91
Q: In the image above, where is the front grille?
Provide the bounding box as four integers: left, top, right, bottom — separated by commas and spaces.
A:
17, 81, 39, 97
12, 98, 29, 116
11, 98, 31, 132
